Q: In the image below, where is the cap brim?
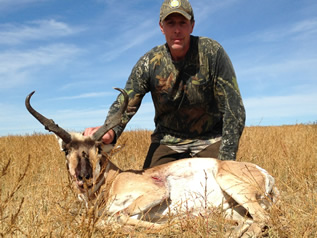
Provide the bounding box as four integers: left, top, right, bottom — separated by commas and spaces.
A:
160, 10, 192, 21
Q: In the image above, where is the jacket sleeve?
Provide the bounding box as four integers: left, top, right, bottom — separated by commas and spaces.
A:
213, 47, 246, 160
105, 54, 151, 141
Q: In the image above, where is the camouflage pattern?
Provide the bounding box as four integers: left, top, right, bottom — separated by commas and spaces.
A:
107, 35, 246, 161
160, 0, 194, 22
166, 136, 221, 156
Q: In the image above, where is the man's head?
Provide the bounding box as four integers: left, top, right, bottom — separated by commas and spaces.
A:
159, 0, 195, 61
160, 0, 194, 23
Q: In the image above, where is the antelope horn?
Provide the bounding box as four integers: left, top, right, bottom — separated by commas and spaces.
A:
25, 91, 72, 144
92, 88, 128, 141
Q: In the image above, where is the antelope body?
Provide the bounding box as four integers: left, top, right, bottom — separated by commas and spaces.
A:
26, 89, 279, 237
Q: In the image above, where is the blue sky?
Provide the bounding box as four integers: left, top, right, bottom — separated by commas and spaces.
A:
0, 0, 316, 136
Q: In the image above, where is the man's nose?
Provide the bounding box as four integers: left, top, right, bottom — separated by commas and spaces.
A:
174, 25, 181, 34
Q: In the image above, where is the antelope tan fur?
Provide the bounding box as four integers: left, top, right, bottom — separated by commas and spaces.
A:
26, 88, 279, 237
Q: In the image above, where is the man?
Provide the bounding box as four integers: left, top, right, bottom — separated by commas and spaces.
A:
84, 0, 246, 169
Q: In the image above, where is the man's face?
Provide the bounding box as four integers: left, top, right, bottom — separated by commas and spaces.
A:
160, 13, 194, 60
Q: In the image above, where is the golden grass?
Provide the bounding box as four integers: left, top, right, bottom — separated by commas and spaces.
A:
0, 124, 316, 237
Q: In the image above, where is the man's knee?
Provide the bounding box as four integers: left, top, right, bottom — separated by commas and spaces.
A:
143, 144, 177, 169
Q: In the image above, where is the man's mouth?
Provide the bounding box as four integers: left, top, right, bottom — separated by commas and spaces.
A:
173, 38, 182, 43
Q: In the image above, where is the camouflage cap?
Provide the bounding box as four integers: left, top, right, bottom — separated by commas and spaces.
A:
160, 0, 194, 22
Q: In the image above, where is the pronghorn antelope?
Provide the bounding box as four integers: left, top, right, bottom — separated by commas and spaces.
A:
26, 88, 279, 237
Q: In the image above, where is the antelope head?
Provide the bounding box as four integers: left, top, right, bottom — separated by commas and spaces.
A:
25, 88, 128, 194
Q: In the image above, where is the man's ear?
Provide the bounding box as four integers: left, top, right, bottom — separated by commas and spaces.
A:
190, 20, 195, 34
159, 21, 165, 34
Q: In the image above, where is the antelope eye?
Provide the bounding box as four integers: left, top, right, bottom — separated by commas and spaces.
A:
96, 142, 104, 154
97, 146, 102, 154
63, 148, 69, 156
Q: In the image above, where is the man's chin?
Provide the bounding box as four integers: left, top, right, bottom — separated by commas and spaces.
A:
170, 44, 185, 53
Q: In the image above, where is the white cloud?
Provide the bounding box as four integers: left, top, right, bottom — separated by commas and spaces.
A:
192, 0, 239, 23
290, 18, 317, 34
249, 18, 317, 43
0, 19, 84, 45
244, 93, 317, 125
0, 0, 37, 5
0, 0, 40, 3
55, 91, 117, 100
102, 20, 158, 61
0, 44, 81, 89
0, 0, 48, 12
237, 57, 317, 81
0, 19, 85, 89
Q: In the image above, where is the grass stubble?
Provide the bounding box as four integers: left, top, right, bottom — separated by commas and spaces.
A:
0, 124, 316, 237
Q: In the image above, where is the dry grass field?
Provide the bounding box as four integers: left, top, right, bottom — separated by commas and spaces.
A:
1, 124, 316, 237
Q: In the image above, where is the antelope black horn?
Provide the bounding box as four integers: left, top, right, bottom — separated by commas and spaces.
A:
92, 88, 129, 141
25, 91, 72, 144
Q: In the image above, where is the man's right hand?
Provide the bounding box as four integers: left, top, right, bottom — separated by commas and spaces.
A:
83, 127, 115, 144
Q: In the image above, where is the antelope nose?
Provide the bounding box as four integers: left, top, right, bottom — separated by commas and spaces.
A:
78, 173, 91, 181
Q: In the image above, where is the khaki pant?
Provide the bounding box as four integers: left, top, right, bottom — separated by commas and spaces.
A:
143, 141, 221, 169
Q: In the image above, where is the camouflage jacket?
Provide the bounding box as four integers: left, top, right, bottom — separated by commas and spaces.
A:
107, 35, 246, 160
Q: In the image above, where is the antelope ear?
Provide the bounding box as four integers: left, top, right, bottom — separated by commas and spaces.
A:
100, 143, 115, 153
54, 134, 66, 151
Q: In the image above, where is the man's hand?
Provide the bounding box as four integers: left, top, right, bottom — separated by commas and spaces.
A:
83, 127, 115, 144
